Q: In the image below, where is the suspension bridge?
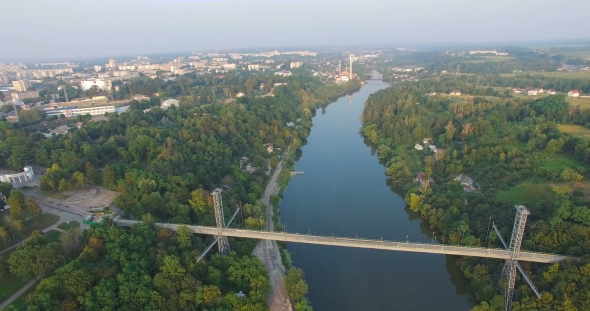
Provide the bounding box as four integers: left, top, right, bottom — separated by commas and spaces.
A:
114, 219, 567, 264
113, 189, 573, 311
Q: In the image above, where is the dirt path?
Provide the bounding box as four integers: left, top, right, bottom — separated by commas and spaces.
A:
252, 149, 293, 311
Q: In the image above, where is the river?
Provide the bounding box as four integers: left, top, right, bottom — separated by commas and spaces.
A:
279, 79, 471, 311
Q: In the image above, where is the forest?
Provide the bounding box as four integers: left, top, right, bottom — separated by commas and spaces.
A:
361, 75, 590, 310
0, 72, 359, 310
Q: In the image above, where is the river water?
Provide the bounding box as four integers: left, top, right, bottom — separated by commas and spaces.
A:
280, 80, 471, 311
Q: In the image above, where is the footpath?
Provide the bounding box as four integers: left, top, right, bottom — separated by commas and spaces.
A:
252, 150, 293, 311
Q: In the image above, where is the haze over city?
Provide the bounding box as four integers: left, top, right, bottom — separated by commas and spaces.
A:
4, 0, 590, 60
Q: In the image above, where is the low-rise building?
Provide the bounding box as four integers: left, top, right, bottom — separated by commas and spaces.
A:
450, 90, 461, 96
274, 70, 292, 77
568, 90, 580, 97
415, 143, 424, 150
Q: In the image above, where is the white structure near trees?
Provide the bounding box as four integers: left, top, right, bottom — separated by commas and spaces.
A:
0, 166, 34, 184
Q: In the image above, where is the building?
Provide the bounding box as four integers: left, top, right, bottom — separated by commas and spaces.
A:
80, 79, 111, 91
11, 90, 39, 101
275, 70, 292, 77
548, 89, 557, 95
44, 105, 115, 118
266, 143, 274, 153
415, 144, 424, 150
512, 87, 522, 93
160, 98, 179, 110
568, 90, 580, 97
248, 64, 260, 71
12, 80, 28, 92
94, 65, 102, 72
290, 62, 302, 69
450, 90, 461, 96
526, 89, 538, 96
0, 166, 34, 185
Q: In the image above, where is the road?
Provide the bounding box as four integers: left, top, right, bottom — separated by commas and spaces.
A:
0, 279, 36, 309
258, 149, 293, 311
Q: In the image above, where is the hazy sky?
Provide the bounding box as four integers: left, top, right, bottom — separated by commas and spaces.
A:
4, 0, 590, 60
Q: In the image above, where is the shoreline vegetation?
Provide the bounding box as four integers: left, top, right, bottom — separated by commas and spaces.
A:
361, 76, 590, 310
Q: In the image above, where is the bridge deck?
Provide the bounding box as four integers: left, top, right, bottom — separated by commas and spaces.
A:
115, 220, 569, 264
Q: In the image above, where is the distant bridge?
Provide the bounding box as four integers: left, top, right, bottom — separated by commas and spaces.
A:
114, 219, 568, 264
365, 73, 383, 80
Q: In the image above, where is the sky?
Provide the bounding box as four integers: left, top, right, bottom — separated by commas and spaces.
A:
3, 0, 590, 61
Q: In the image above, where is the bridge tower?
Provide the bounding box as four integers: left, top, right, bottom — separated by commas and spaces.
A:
503, 205, 530, 311
211, 188, 230, 255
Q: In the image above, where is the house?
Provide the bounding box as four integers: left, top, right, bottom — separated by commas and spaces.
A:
423, 138, 432, 145
456, 173, 474, 186
429, 145, 437, 152
415, 144, 424, 151
512, 87, 522, 93
525, 86, 534, 92
236, 92, 245, 98
428, 92, 437, 96
568, 90, 580, 98
240, 157, 249, 167
160, 99, 179, 110
548, 89, 557, 95
537, 88, 544, 94
414, 172, 426, 183
267, 143, 274, 153
450, 90, 461, 96
526, 89, 538, 96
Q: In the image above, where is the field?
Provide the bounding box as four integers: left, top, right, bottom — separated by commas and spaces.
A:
0, 271, 31, 305
44, 230, 62, 243
500, 71, 590, 79
557, 124, 590, 138
57, 220, 80, 231
6, 284, 37, 309
540, 155, 581, 174
496, 182, 555, 205
566, 97, 590, 110
36, 190, 68, 200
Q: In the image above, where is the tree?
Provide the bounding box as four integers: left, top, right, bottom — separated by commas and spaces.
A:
285, 267, 308, 302
7, 190, 25, 220
27, 197, 43, 224
445, 121, 456, 141
58, 178, 72, 192
9, 239, 62, 282
176, 225, 192, 250
0, 226, 8, 244
85, 162, 98, 186
3, 217, 23, 240
270, 157, 278, 169
201, 285, 222, 307
73, 171, 86, 190
102, 164, 116, 189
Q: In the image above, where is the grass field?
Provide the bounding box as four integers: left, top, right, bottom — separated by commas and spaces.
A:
566, 97, 590, 110
500, 71, 590, 79
540, 155, 581, 174
496, 182, 555, 205
0, 263, 31, 305
36, 190, 68, 200
44, 230, 62, 243
0, 213, 60, 251
551, 182, 590, 201
7, 283, 37, 309
558, 124, 590, 138
57, 220, 80, 231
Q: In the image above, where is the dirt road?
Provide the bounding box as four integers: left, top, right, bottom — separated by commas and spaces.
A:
253, 151, 293, 311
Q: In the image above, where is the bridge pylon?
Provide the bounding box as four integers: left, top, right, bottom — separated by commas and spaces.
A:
503, 205, 530, 311
211, 188, 230, 255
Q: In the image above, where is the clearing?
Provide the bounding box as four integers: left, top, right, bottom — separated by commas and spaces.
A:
57, 220, 80, 231
0, 213, 60, 251
496, 182, 555, 205
557, 124, 590, 138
